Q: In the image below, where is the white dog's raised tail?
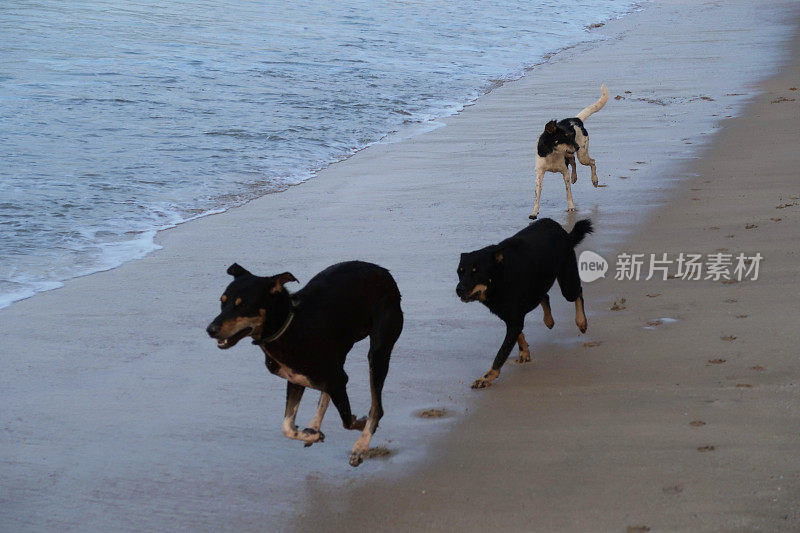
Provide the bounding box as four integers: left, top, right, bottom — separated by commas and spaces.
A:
576, 84, 608, 121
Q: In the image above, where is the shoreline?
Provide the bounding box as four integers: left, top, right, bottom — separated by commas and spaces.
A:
294, 2, 800, 531
0, 3, 639, 312
2, 0, 798, 530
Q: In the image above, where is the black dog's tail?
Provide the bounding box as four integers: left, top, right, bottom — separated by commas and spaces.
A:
569, 219, 593, 247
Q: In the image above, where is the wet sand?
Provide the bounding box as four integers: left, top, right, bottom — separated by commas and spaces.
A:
2, 0, 799, 531
294, 3, 800, 533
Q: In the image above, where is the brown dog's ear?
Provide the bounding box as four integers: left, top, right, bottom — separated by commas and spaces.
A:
544, 120, 557, 134
270, 272, 298, 294
227, 263, 250, 278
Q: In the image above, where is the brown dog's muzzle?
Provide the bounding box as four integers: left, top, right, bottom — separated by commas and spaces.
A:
206, 314, 262, 349
458, 284, 488, 303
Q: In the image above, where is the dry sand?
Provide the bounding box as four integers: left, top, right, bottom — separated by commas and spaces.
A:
2, 0, 799, 531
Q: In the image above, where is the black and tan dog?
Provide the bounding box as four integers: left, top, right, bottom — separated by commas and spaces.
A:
206, 260, 403, 467
456, 218, 592, 389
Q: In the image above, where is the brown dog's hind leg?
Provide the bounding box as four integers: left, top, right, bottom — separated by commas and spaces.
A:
556, 254, 587, 333
349, 301, 402, 467
575, 295, 588, 333
517, 333, 531, 363
541, 294, 555, 329
349, 349, 387, 466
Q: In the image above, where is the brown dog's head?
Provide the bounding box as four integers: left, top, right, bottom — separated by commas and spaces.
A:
206, 263, 297, 349
456, 245, 504, 303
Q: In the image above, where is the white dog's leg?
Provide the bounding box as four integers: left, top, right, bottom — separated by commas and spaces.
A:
567, 154, 578, 184
562, 169, 576, 211
530, 171, 544, 219
577, 139, 598, 187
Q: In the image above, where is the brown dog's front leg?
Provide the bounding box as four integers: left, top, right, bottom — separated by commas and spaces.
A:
472, 320, 523, 389
307, 392, 329, 431
471, 368, 499, 389
301, 392, 330, 447
281, 382, 305, 440
281, 383, 325, 446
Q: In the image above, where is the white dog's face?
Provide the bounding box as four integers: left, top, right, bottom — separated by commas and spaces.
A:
538, 119, 579, 158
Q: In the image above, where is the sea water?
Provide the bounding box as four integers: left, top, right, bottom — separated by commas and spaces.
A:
0, 0, 638, 308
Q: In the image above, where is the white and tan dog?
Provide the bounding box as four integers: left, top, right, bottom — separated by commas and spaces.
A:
530, 85, 608, 219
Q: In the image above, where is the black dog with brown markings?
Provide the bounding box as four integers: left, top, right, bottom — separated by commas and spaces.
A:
206, 260, 403, 467
456, 218, 592, 389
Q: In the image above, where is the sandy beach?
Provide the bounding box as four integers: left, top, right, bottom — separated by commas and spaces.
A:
295, 2, 800, 532
2, 0, 799, 531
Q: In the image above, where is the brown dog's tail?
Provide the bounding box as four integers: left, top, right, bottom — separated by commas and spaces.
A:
570, 219, 594, 247
576, 85, 608, 121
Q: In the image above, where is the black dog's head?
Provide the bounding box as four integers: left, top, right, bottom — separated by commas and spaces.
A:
456, 246, 503, 303
206, 263, 298, 349
537, 120, 579, 157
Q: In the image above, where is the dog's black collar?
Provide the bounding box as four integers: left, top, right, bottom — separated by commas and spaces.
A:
254, 306, 295, 345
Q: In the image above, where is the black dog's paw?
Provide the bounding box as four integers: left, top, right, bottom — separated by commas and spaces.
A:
301, 428, 325, 447
471, 369, 499, 389
471, 377, 492, 389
